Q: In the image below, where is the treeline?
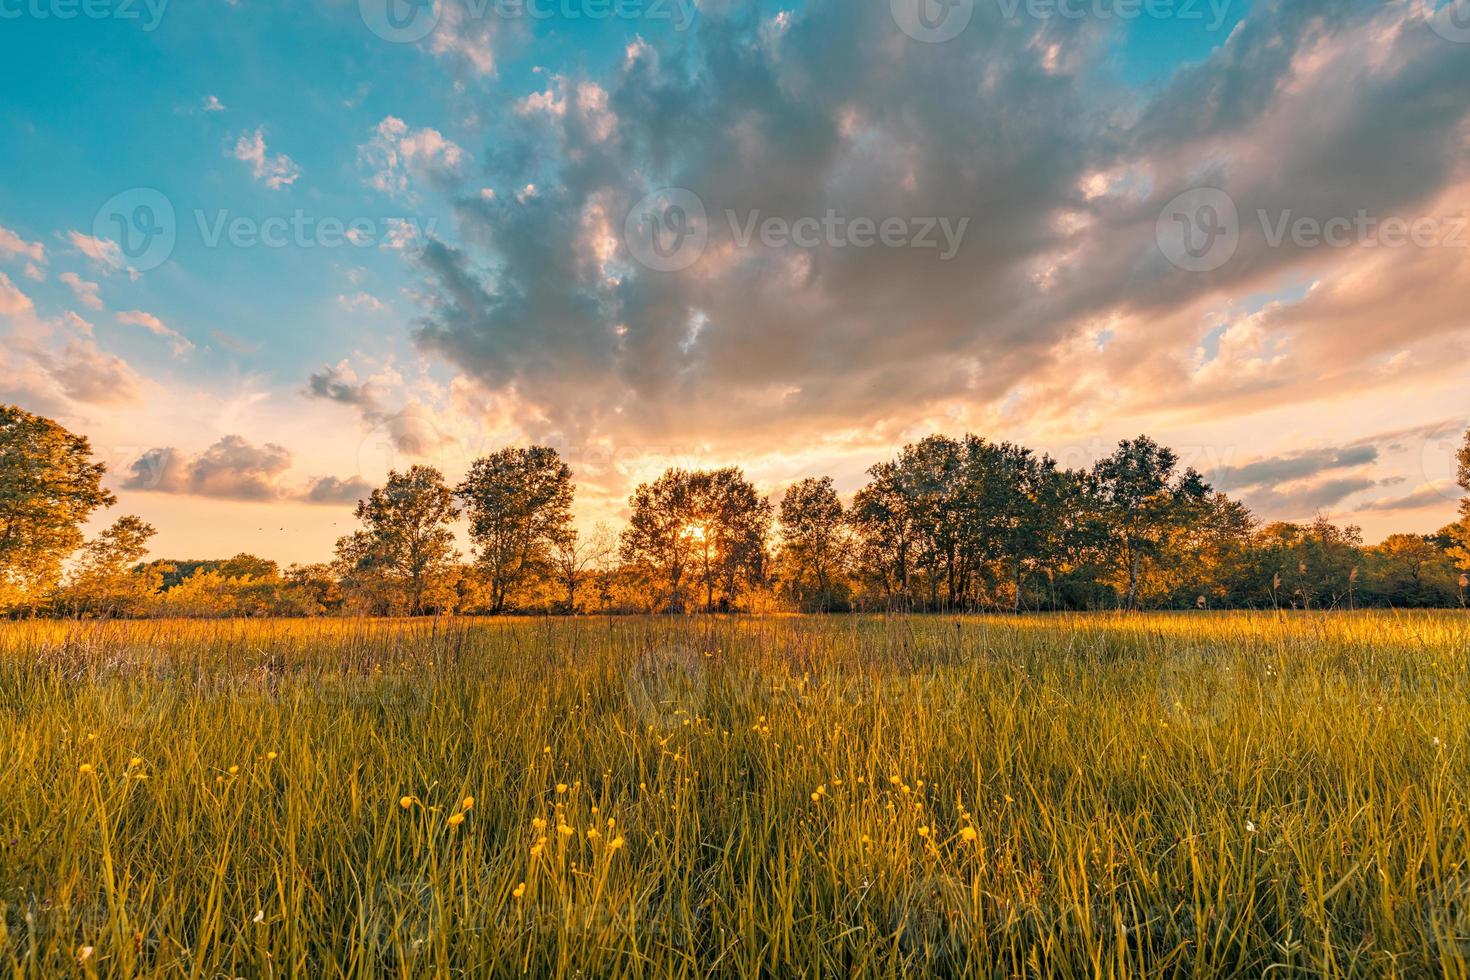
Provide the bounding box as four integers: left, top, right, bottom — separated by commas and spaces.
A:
3, 404, 1469, 617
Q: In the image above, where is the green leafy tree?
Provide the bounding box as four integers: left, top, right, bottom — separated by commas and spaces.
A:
1450, 427, 1470, 574
59, 515, 159, 617
1090, 436, 1211, 610
779, 477, 848, 610
0, 405, 116, 612
335, 466, 459, 616
850, 461, 916, 609
457, 447, 574, 613
549, 523, 616, 614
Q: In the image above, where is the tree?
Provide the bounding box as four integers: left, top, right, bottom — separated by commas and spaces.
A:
621, 470, 700, 612
1090, 436, 1210, 610
0, 405, 116, 611
335, 466, 459, 616
549, 523, 616, 613
457, 447, 574, 613
59, 515, 159, 617
850, 462, 916, 608
622, 468, 772, 613
779, 477, 847, 610
1450, 427, 1470, 575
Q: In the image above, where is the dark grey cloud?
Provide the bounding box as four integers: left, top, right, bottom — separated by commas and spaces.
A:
399, 0, 1470, 452
301, 475, 373, 505
1243, 476, 1381, 521
305, 364, 379, 409
1356, 484, 1455, 513
1212, 445, 1378, 492
123, 435, 293, 501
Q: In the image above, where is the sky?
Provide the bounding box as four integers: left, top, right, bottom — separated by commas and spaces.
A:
1, 0, 1468, 565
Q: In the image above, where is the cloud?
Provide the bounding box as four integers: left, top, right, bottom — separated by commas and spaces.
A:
1212, 446, 1380, 493
301, 475, 373, 505
210, 328, 259, 354
1245, 476, 1383, 521
427, 0, 498, 76
41, 339, 143, 405
1356, 483, 1459, 514
0, 224, 45, 265
232, 127, 301, 190
387, 0, 1469, 473
123, 435, 294, 501
0, 270, 33, 316
358, 116, 466, 198
59, 271, 103, 310
338, 291, 387, 313
202, 94, 226, 112
0, 302, 144, 409
305, 361, 381, 409
117, 310, 195, 356
66, 231, 124, 270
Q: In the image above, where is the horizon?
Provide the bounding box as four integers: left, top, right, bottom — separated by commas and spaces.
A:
3, 0, 1469, 567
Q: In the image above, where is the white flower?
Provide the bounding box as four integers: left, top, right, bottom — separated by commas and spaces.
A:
252, 910, 265, 924
1246, 820, 1258, 834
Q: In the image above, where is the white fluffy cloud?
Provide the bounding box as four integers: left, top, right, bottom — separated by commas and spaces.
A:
232, 127, 301, 190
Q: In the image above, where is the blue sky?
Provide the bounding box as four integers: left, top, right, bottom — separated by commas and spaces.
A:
2, 0, 1468, 562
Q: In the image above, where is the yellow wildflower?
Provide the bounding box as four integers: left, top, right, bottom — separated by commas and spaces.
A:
447, 812, 466, 828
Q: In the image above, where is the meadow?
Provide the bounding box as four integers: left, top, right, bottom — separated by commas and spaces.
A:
1, 612, 1468, 978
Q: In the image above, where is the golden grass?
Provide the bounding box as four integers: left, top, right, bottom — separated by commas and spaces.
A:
1, 612, 1468, 977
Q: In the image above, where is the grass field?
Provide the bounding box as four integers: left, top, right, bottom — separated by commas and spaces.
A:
2, 613, 1469, 978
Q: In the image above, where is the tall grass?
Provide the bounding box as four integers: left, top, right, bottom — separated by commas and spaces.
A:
1, 613, 1468, 977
